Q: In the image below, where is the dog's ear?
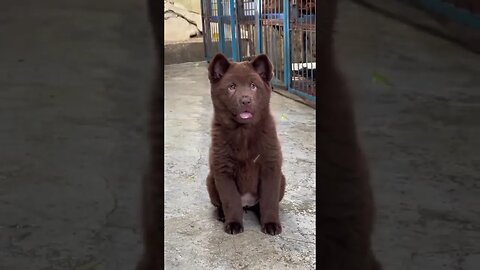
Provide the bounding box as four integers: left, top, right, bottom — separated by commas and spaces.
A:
250, 54, 273, 82
208, 53, 230, 82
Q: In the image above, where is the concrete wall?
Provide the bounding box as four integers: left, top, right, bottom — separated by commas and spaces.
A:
173, 0, 202, 13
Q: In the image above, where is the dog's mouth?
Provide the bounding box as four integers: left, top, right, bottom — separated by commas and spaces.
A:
239, 111, 253, 120
234, 109, 254, 122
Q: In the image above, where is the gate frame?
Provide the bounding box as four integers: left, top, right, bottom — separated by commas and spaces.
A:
201, 0, 316, 103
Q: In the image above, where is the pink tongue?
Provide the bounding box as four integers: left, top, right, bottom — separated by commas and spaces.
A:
239, 112, 253, 119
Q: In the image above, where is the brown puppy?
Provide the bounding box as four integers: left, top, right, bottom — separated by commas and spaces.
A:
206, 54, 286, 235
317, 0, 382, 269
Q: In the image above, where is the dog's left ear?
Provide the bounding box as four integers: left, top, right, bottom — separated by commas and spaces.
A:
250, 54, 273, 82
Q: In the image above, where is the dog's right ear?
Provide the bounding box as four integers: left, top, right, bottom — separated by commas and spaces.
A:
208, 53, 230, 82
250, 54, 273, 82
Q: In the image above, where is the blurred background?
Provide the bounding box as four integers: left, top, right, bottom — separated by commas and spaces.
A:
1, 0, 479, 269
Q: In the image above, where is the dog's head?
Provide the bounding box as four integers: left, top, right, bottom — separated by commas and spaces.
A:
208, 53, 273, 125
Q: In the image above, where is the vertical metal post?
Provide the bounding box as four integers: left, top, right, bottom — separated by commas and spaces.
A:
229, 0, 239, 61
283, 0, 291, 89
255, 0, 263, 54
200, 0, 209, 60
217, 0, 226, 54
235, 0, 243, 60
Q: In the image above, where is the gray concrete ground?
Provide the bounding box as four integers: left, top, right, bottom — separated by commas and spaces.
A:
337, 1, 480, 269
0, 0, 151, 269
1, 0, 480, 270
351, 0, 480, 53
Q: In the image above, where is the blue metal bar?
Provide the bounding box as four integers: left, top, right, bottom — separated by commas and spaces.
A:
283, 0, 291, 88
229, 0, 239, 61
200, 0, 209, 60
217, 0, 226, 54
234, 0, 243, 60
255, 0, 263, 54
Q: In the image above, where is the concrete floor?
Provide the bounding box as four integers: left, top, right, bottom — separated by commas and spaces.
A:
337, 1, 480, 269
1, 0, 480, 270
0, 0, 151, 269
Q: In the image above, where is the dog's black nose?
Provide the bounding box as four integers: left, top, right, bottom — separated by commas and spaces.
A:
240, 96, 252, 105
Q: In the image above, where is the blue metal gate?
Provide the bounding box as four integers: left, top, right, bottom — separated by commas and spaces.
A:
201, 0, 316, 104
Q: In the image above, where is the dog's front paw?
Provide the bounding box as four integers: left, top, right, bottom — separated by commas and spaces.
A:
262, 222, 282, 235
225, 222, 244, 235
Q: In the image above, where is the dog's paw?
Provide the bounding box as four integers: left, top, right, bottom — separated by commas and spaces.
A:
262, 222, 282, 235
225, 222, 244, 235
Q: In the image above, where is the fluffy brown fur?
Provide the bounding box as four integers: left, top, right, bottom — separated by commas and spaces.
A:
317, 0, 382, 269
206, 54, 286, 235
136, 0, 163, 269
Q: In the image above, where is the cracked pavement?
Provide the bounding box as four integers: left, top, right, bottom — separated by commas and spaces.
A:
0, 0, 149, 269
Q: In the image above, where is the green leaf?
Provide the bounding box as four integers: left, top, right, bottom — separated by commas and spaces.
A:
372, 71, 393, 88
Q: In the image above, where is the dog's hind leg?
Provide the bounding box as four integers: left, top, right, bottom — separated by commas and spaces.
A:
207, 172, 225, 222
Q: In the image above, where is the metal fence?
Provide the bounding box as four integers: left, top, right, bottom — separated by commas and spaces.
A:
201, 0, 316, 103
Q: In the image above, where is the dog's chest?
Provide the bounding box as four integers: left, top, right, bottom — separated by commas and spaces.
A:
241, 192, 258, 207
233, 151, 261, 201
230, 129, 261, 202
235, 157, 259, 181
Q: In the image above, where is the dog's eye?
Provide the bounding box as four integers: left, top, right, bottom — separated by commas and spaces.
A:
228, 83, 236, 91
250, 83, 257, 91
